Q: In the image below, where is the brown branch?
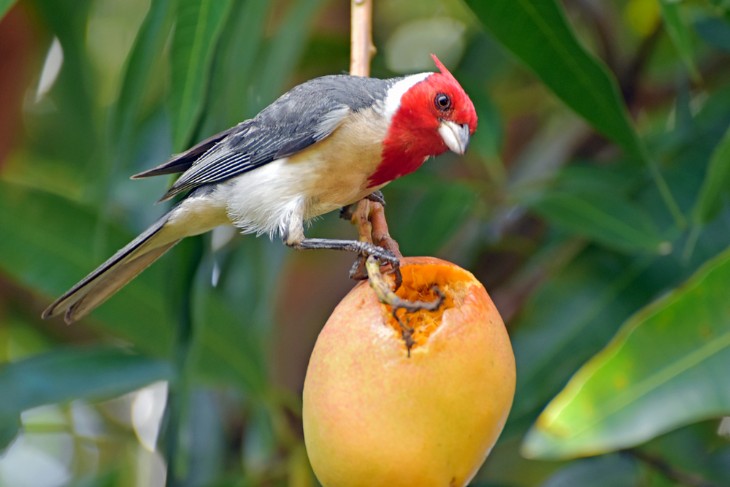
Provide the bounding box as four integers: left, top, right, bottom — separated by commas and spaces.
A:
350, 0, 375, 77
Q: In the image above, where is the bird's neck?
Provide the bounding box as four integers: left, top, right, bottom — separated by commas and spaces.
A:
367, 123, 446, 187
367, 145, 429, 187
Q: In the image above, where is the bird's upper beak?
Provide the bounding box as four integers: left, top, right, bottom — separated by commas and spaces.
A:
438, 121, 471, 155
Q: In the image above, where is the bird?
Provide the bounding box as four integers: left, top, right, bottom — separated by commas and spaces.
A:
42, 54, 478, 324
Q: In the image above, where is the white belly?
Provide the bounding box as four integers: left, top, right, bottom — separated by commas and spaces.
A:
213, 152, 385, 241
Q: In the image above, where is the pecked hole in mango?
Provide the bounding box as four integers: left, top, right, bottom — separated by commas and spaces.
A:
381, 260, 474, 349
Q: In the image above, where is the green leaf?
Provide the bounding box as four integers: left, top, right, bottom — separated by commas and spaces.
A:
529, 190, 670, 254
542, 454, 640, 487
112, 0, 175, 156
520, 165, 670, 254
0, 347, 172, 415
170, 0, 233, 149
463, 0, 642, 158
191, 239, 280, 394
0, 181, 173, 355
0, 0, 16, 20
658, 0, 699, 80
692, 125, 730, 224
522, 247, 730, 459
0, 346, 172, 449
696, 17, 730, 52
0, 417, 20, 452
31, 1, 100, 167
204, 0, 272, 127
194, 290, 268, 394
247, 0, 327, 113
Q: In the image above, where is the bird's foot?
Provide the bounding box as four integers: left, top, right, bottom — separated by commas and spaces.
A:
291, 237, 401, 287
292, 238, 398, 267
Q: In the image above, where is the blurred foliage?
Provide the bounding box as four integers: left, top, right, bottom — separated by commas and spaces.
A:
0, 0, 729, 486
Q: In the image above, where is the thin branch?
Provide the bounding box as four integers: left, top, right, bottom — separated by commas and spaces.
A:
627, 449, 720, 487
350, 0, 374, 77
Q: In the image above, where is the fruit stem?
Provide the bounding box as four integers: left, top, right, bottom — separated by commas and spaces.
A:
365, 256, 445, 354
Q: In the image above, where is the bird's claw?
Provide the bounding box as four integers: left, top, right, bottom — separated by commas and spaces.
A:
348, 243, 402, 290
360, 241, 399, 267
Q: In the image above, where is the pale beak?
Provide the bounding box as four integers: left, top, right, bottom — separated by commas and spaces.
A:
438, 121, 471, 155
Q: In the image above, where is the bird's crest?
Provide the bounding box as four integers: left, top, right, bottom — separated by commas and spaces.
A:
430, 54, 457, 82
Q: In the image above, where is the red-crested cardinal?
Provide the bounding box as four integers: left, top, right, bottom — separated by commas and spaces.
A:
43, 54, 477, 323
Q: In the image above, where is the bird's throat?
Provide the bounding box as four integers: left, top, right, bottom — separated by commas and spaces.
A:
367, 149, 429, 187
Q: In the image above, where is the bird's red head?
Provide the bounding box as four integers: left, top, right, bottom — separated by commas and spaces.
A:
369, 54, 478, 187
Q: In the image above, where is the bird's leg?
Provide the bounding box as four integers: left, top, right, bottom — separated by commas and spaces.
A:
339, 190, 385, 221
283, 209, 400, 271
347, 197, 403, 287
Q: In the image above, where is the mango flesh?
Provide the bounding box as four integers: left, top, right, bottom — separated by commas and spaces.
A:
303, 257, 516, 487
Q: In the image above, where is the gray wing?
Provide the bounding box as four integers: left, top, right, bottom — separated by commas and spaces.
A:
153, 75, 395, 201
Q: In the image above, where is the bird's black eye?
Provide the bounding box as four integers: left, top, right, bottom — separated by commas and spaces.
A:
434, 93, 451, 111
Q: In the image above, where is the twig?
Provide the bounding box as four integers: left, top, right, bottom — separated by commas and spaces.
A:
350, 0, 375, 77
627, 449, 720, 487
620, 22, 663, 111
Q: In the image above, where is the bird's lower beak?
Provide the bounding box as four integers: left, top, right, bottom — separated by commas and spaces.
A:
438, 121, 471, 155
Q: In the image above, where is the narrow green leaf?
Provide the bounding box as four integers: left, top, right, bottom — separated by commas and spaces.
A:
529, 191, 670, 254
248, 0, 327, 113
464, 0, 642, 158
204, 0, 272, 127
191, 239, 279, 394
695, 17, 730, 53
0, 347, 172, 416
194, 290, 268, 394
542, 454, 640, 487
522, 247, 730, 459
0, 0, 16, 20
658, 0, 699, 81
112, 0, 175, 155
692, 125, 730, 224
0, 417, 20, 452
170, 0, 233, 149
31, 1, 100, 164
